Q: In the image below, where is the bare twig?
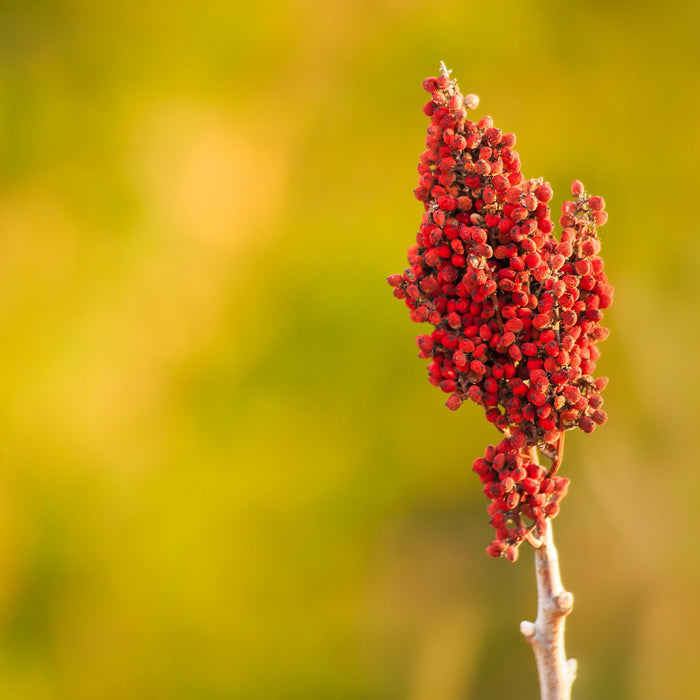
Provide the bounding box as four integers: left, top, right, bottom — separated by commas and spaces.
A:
520, 522, 577, 699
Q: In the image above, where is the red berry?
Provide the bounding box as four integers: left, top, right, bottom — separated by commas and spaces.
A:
534, 183, 553, 202
486, 541, 506, 558
588, 195, 605, 211
422, 77, 438, 92
446, 393, 463, 411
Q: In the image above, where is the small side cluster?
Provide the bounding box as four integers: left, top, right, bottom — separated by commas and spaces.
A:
388, 67, 613, 560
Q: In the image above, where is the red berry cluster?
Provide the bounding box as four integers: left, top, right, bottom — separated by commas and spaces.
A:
387, 66, 613, 561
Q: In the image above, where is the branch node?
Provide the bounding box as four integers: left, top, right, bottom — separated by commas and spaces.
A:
520, 620, 536, 640
555, 591, 574, 614
567, 658, 578, 681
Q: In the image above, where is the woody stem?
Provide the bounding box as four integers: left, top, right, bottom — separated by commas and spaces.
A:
547, 428, 566, 478
520, 521, 576, 700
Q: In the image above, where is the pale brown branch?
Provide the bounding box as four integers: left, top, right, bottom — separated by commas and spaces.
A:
547, 425, 566, 478
520, 521, 576, 699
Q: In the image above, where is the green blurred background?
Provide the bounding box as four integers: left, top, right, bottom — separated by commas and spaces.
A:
0, 0, 698, 698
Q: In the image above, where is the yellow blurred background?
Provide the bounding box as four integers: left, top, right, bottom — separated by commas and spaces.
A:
0, 1, 699, 698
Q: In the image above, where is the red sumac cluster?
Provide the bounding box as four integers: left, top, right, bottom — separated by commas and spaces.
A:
388, 67, 613, 560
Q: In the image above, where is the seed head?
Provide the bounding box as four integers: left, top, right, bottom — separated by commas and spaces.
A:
388, 66, 613, 560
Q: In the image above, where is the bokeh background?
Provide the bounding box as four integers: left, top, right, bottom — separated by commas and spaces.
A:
0, 0, 699, 698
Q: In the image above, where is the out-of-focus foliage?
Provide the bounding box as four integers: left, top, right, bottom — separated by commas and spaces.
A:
0, 1, 698, 698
